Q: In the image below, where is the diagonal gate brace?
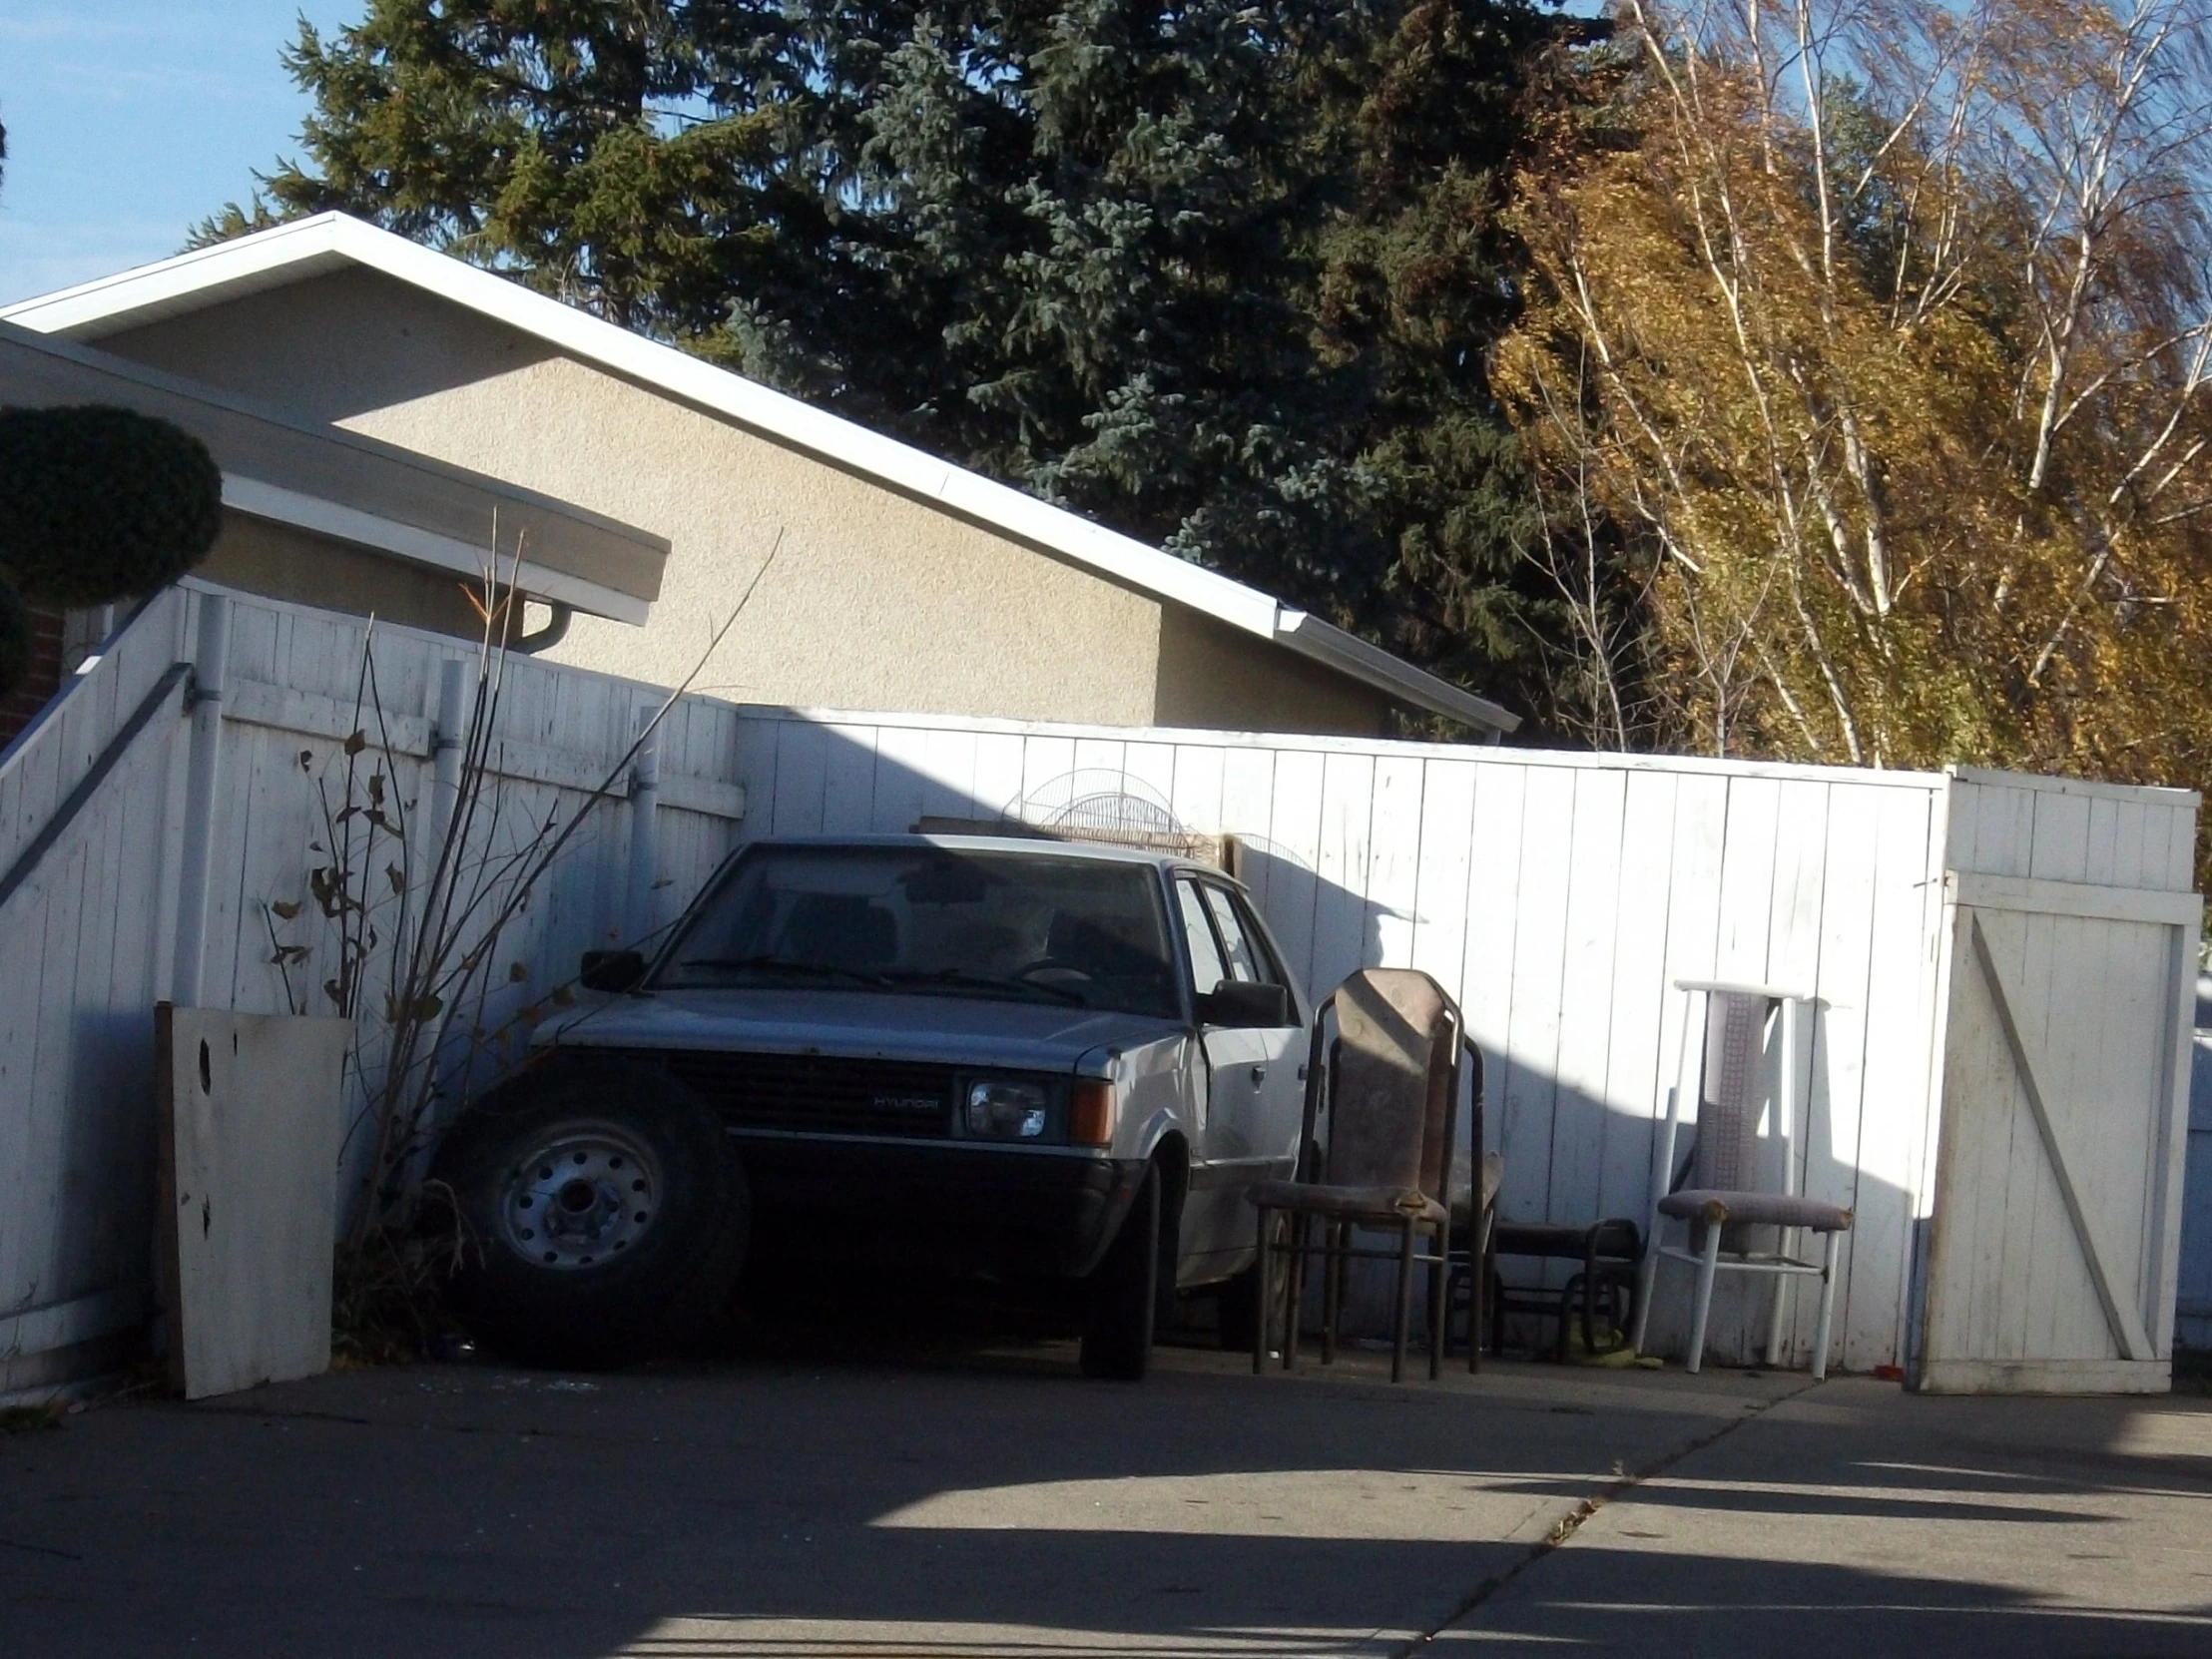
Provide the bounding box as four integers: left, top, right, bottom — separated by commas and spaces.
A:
1967, 912, 2153, 1363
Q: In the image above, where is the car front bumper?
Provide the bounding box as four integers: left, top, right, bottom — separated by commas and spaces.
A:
729, 1132, 1151, 1282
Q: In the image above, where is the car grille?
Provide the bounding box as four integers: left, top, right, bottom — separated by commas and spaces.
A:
656, 1050, 957, 1138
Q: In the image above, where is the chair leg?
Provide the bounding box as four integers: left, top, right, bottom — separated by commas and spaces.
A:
1580, 1259, 1603, 1359
1467, 1227, 1485, 1375
1283, 1211, 1309, 1373
1685, 1224, 1722, 1376
1630, 1237, 1661, 1356
1334, 1229, 1353, 1359
1391, 1217, 1416, 1384
1428, 1221, 1449, 1382
1318, 1221, 1336, 1363
1253, 1207, 1271, 1376
1488, 1260, 1505, 1359
1812, 1229, 1843, 1382
1765, 1226, 1795, 1367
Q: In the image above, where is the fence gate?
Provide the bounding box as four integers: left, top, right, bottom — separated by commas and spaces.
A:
1917, 872, 2200, 1392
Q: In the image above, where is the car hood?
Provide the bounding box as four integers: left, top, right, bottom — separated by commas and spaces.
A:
540, 987, 1186, 1073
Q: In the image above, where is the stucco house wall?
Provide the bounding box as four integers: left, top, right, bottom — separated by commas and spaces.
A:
97, 269, 1395, 735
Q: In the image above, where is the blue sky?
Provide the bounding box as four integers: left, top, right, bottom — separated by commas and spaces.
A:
0, 2, 358, 304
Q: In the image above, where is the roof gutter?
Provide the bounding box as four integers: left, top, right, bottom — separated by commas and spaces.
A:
221, 475, 650, 625
1271, 611, 1519, 738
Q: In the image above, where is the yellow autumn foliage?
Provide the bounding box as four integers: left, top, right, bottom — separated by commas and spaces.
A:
1499, 0, 2212, 820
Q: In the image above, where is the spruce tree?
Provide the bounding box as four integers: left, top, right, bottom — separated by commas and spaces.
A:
219, 2, 1583, 731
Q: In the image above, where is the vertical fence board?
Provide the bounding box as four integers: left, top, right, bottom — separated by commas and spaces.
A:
1594, 771, 1680, 1228
1309, 751, 1379, 994
1362, 756, 1423, 971
768, 720, 828, 835
1459, 764, 1526, 1096
1217, 748, 1278, 899
1796, 785, 1877, 1362
1499, 768, 1575, 1222
1168, 747, 1227, 846
1258, 748, 1326, 994
1547, 769, 1627, 1226
1406, 763, 1476, 1026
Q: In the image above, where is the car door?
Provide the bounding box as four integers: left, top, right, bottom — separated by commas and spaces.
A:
1196, 880, 1307, 1174
1169, 875, 1262, 1272
1172, 875, 1302, 1276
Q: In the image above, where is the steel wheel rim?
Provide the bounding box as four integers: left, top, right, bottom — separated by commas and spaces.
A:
499, 1122, 663, 1271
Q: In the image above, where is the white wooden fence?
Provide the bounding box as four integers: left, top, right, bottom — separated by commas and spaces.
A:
0, 582, 747, 1396
2, 581, 2199, 1392
728, 710, 2197, 1381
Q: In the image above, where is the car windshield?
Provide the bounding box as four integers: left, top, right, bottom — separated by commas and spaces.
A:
655, 844, 1183, 1018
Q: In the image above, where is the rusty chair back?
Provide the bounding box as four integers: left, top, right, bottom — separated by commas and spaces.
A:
1245, 967, 1485, 1382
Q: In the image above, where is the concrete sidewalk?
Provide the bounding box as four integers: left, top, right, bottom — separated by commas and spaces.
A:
1445, 1376, 2212, 1656
2, 1341, 2207, 1656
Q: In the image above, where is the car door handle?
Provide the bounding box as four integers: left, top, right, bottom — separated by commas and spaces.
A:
1249, 1065, 1267, 1084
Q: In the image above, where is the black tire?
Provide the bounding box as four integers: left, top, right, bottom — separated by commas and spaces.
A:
431, 1059, 748, 1368
1080, 1163, 1159, 1382
1216, 1264, 1261, 1353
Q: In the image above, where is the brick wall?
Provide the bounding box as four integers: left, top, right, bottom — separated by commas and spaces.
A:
0, 604, 67, 751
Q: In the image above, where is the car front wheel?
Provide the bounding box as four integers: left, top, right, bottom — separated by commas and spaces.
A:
432, 1059, 748, 1368
1080, 1163, 1159, 1381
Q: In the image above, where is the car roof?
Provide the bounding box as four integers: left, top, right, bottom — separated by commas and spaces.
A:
747, 831, 1224, 876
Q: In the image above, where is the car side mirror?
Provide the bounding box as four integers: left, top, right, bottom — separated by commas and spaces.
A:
1194, 980, 1293, 1029
579, 948, 646, 993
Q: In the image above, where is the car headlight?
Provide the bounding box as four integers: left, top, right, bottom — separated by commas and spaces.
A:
963, 1078, 1051, 1140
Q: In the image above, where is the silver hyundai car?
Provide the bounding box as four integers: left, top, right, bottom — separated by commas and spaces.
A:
433, 834, 1312, 1380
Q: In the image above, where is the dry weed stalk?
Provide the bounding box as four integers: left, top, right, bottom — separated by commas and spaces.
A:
267, 530, 777, 1356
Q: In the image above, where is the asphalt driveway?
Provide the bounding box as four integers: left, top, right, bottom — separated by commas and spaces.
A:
4, 1336, 2209, 1657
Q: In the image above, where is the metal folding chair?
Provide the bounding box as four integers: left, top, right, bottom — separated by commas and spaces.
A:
1246, 967, 1482, 1382
1630, 980, 1854, 1379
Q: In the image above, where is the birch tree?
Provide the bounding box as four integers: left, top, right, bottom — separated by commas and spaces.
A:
1500, 0, 2212, 788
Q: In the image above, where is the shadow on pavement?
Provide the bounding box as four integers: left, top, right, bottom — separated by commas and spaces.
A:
3, 1319, 2210, 1658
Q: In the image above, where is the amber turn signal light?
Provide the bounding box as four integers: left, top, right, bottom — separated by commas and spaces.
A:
1069, 1080, 1116, 1147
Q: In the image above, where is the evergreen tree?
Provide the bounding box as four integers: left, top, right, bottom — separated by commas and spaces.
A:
1308, 0, 1589, 714
218, 1, 1579, 728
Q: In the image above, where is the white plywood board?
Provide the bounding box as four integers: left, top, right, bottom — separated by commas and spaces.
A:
157, 1005, 352, 1400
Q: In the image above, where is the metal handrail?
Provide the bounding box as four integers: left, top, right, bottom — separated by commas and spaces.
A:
0, 661, 192, 912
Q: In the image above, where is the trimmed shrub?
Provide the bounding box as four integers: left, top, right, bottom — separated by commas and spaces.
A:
0, 572, 29, 700
0, 405, 222, 607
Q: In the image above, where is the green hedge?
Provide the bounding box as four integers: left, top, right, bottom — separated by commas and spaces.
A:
0, 405, 222, 608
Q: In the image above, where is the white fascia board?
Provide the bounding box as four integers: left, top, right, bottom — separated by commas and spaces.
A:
223, 474, 650, 624
11, 214, 1516, 716
1273, 611, 1520, 735
2, 216, 359, 338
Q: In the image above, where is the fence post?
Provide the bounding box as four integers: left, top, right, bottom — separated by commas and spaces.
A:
628, 704, 661, 942
430, 657, 468, 853
170, 592, 232, 1006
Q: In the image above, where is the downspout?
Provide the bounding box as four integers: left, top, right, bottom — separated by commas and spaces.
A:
626, 704, 661, 941
514, 601, 573, 655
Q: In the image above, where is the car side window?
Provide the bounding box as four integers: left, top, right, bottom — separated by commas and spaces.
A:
1225, 886, 1294, 992
1175, 878, 1230, 994
1199, 884, 1265, 983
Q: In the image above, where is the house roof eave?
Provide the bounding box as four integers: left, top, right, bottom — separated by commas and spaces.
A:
3, 214, 1518, 732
